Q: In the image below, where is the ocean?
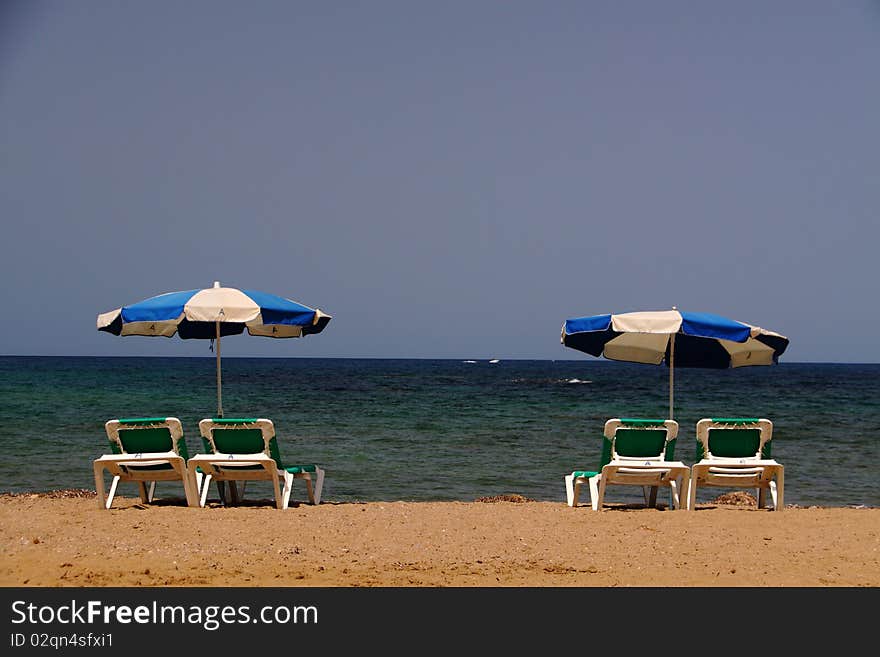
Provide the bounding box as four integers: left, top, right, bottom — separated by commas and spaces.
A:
0, 356, 877, 507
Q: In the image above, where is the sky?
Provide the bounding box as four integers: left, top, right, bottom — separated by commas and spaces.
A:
1, 1, 878, 362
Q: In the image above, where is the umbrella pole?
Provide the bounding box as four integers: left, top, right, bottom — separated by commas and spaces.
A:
216, 319, 223, 418
668, 333, 675, 420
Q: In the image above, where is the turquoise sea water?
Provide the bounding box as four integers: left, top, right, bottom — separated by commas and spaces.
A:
0, 356, 877, 507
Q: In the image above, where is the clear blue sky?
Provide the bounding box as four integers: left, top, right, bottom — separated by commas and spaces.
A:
2, 1, 878, 362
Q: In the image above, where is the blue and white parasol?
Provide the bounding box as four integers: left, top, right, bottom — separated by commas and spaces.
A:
98, 281, 331, 416
561, 308, 789, 419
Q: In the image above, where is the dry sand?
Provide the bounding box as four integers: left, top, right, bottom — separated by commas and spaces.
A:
2, 490, 878, 587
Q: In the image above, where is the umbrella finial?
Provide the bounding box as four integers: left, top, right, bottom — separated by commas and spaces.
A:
213, 281, 221, 288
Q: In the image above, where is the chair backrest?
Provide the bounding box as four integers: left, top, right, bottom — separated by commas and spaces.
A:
695, 418, 773, 460
600, 418, 679, 466
198, 418, 284, 468
105, 417, 190, 459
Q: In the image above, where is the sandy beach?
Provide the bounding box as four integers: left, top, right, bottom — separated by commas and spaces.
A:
1, 491, 878, 587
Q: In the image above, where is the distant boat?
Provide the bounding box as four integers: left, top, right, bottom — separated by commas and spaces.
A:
488, 359, 500, 364
463, 360, 477, 363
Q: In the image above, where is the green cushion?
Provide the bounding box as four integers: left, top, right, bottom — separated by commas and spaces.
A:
115, 427, 174, 454
696, 420, 770, 460
572, 470, 599, 479
212, 463, 318, 475
204, 421, 285, 469
111, 418, 191, 459
613, 428, 668, 458
591, 419, 675, 469
599, 437, 613, 469
209, 427, 266, 453
203, 420, 319, 475
285, 464, 317, 474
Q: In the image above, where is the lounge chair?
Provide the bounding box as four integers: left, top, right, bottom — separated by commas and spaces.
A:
187, 418, 325, 509
93, 417, 200, 509
565, 418, 690, 510
688, 418, 784, 511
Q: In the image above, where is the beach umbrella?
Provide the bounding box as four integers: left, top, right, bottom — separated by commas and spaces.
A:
97, 281, 331, 417
560, 308, 789, 420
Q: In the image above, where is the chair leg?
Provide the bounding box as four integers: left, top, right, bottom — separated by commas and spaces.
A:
593, 476, 606, 511
679, 471, 690, 511
199, 475, 213, 507
216, 481, 227, 505
668, 480, 680, 510
564, 474, 578, 507
94, 463, 110, 509
107, 476, 120, 508
766, 480, 781, 511
647, 486, 659, 508
185, 471, 203, 508
311, 468, 324, 505
687, 476, 698, 511
775, 469, 784, 511
281, 472, 293, 510
270, 472, 284, 510
228, 481, 241, 506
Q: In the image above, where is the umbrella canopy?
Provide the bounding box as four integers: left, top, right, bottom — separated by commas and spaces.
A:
561, 308, 789, 419
98, 281, 331, 416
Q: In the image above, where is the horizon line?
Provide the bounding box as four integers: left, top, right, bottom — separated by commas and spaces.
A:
0, 354, 877, 366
